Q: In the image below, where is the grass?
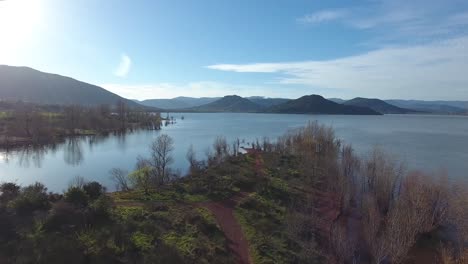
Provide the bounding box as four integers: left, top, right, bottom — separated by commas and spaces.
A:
111, 188, 209, 204
234, 192, 292, 264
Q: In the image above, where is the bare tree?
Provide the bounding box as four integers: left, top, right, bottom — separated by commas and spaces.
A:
329, 222, 356, 264
186, 144, 197, 175
213, 136, 229, 163
361, 194, 388, 263
150, 134, 174, 185
116, 100, 128, 130
68, 175, 86, 189
110, 168, 129, 191
362, 147, 405, 214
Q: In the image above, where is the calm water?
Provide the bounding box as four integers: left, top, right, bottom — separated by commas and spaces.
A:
1, 113, 467, 192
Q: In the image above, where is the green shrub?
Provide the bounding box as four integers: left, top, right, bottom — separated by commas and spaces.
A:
83, 181, 106, 200
0, 182, 20, 203
64, 187, 89, 207
8, 182, 50, 215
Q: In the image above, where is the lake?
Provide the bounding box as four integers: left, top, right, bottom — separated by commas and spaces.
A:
1, 113, 467, 192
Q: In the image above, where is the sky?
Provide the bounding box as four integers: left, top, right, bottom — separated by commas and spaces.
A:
1, 0, 468, 100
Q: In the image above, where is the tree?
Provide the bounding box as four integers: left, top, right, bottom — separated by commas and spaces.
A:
83, 181, 106, 200
129, 166, 153, 194
0, 182, 20, 203
63, 105, 82, 133
110, 168, 130, 191
186, 144, 197, 174
64, 187, 89, 207
213, 136, 229, 163
116, 100, 128, 130
8, 182, 50, 215
150, 134, 174, 185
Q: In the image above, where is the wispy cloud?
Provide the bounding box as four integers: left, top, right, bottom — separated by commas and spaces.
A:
114, 53, 131, 77
298, 0, 468, 44
297, 9, 346, 24
207, 36, 468, 100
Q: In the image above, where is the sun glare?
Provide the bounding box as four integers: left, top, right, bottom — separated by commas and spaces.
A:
0, 0, 43, 60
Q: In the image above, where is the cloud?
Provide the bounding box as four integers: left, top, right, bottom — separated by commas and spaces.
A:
298, 1, 468, 43
114, 53, 131, 77
207, 36, 468, 100
297, 9, 346, 24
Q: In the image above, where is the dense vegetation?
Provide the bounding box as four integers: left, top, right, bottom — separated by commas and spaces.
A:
0, 100, 162, 147
0, 122, 467, 263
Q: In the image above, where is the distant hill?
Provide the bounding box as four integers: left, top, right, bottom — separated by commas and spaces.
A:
344, 97, 417, 114
268, 95, 381, 115
386, 100, 467, 114
137, 96, 220, 109
0, 65, 142, 108
327, 98, 346, 104
247, 97, 291, 108
186, 95, 262, 112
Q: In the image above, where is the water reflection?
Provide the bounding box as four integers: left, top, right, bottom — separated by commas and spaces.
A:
88, 133, 110, 150
63, 138, 84, 166
115, 132, 128, 151
0, 132, 132, 168
16, 144, 56, 168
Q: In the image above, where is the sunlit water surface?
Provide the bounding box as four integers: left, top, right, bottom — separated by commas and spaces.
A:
1, 113, 467, 192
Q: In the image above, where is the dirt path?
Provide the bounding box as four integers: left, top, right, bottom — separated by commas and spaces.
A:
199, 192, 251, 264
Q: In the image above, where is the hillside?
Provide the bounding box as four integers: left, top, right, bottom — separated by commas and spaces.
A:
0, 65, 141, 107
186, 95, 262, 112
344, 97, 417, 114
327, 98, 346, 104
246, 96, 290, 108
386, 99, 467, 114
138, 97, 219, 109
268, 94, 381, 115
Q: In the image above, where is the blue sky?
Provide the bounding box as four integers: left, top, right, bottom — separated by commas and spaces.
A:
1, 0, 468, 100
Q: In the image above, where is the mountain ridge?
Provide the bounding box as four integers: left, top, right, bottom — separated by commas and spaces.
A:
0, 65, 143, 108
182, 95, 263, 112
344, 97, 417, 114
267, 95, 381, 115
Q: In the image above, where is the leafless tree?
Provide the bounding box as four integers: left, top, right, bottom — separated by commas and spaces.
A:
116, 100, 128, 130
361, 147, 405, 214
213, 136, 229, 163
150, 134, 174, 185
110, 168, 129, 191
361, 194, 388, 263
68, 175, 86, 189
186, 144, 197, 175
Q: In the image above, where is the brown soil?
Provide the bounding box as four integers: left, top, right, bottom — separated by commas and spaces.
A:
198, 193, 251, 264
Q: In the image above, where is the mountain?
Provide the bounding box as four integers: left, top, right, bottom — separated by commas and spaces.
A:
386, 100, 467, 114
268, 95, 381, 115
328, 98, 346, 104
137, 96, 220, 109
344, 97, 417, 114
0, 65, 142, 107
186, 95, 262, 112
247, 96, 291, 108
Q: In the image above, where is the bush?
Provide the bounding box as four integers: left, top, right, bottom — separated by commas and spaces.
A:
64, 187, 89, 207
83, 181, 106, 200
44, 201, 84, 231
8, 182, 50, 215
0, 182, 20, 203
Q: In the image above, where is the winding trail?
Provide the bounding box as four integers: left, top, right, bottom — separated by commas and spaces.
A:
198, 192, 251, 264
